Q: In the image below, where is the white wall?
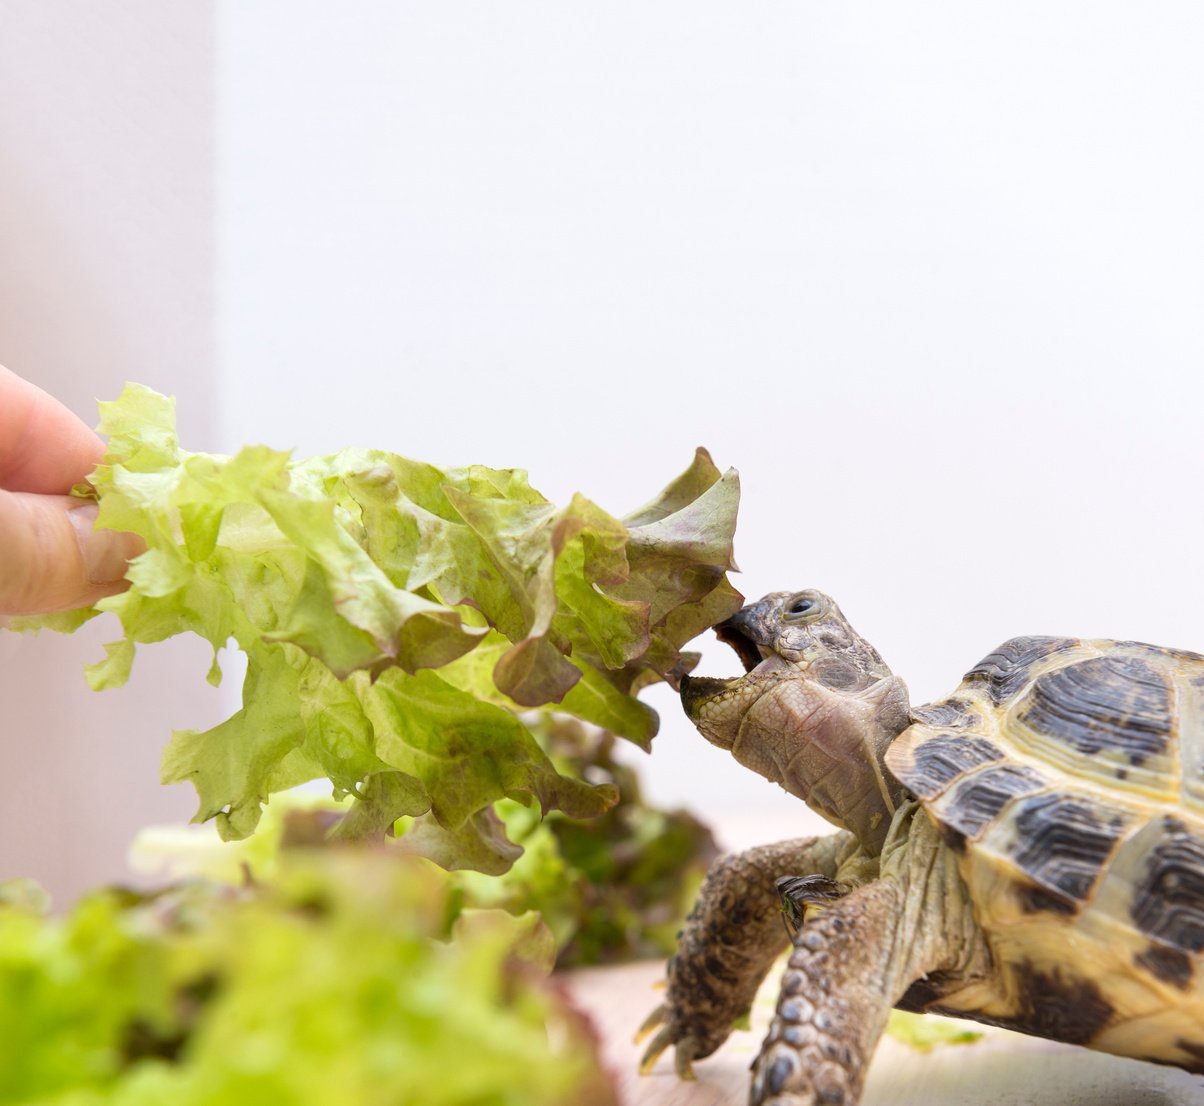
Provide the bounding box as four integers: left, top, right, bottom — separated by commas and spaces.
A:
217, 2, 1204, 816
0, 1, 220, 904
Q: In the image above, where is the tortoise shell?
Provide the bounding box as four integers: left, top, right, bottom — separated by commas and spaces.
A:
884, 635, 1204, 1068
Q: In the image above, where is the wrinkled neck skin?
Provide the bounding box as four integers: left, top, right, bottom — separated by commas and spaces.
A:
726, 659, 911, 854
683, 590, 914, 854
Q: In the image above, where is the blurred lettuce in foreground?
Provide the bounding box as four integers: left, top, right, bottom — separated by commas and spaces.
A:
885, 1010, 984, 1052
0, 852, 617, 1106
14, 385, 741, 864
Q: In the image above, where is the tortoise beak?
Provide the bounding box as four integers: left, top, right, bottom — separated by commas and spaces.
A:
680, 674, 737, 721
715, 606, 772, 673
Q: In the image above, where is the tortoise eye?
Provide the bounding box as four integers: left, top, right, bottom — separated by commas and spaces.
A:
783, 592, 826, 622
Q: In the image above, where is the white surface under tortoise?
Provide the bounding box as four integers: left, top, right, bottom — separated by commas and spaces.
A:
638, 589, 1204, 1106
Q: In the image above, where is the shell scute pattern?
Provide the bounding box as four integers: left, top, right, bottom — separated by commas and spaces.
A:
1019, 652, 1176, 766
933, 764, 1046, 853
1129, 816, 1204, 956
898, 730, 1003, 799
1008, 793, 1135, 908
961, 636, 1081, 705
909, 697, 981, 732
891, 635, 1204, 825
886, 636, 1204, 1060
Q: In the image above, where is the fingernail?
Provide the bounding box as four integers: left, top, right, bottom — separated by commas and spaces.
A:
69, 502, 132, 584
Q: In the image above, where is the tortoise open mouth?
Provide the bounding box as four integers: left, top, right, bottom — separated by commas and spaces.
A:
680, 614, 764, 728
715, 620, 762, 674
679, 609, 765, 721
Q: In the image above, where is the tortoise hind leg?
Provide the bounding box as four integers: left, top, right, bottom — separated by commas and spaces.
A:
639, 833, 853, 1079
754, 879, 904, 1106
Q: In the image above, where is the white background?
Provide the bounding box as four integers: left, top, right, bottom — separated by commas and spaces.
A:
3, 1, 1204, 901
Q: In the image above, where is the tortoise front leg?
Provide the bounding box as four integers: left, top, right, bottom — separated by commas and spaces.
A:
753, 878, 904, 1106
639, 833, 852, 1079
755, 803, 993, 1105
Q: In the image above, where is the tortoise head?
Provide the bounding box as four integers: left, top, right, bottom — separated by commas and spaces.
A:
681, 589, 911, 853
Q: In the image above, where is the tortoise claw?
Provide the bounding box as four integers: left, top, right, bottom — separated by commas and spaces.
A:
675, 1042, 698, 1081
638, 1005, 701, 1080
634, 1003, 666, 1045
639, 1025, 675, 1075
639, 1024, 698, 1080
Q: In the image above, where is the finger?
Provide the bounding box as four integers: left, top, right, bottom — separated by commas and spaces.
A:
0, 365, 105, 494
0, 492, 144, 615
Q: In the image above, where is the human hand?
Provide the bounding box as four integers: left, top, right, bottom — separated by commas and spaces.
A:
0, 365, 144, 616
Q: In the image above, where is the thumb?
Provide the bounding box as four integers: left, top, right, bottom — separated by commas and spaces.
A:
0, 493, 145, 616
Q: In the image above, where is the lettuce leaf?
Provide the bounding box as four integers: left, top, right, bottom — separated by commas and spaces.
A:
455, 717, 721, 967
0, 853, 617, 1106
885, 1009, 985, 1052
133, 715, 722, 969
16, 385, 741, 866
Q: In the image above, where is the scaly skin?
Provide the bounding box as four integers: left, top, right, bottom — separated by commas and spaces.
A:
680, 591, 910, 855
751, 807, 985, 1106
638, 834, 853, 1079
643, 803, 985, 1103
753, 879, 904, 1106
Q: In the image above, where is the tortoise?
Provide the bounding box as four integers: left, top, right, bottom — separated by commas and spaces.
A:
637, 588, 1204, 1106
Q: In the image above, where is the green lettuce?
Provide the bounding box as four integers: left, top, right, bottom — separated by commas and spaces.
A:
133, 717, 721, 969
15, 385, 741, 863
456, 717, 720, 967
885, 1010, 984, 1052
0, 853, 617, 1106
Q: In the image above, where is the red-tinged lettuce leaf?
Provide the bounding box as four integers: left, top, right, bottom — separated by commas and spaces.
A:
622, 446, 733, 526
328, 770, 431, 840
363, 668, 618, 829
293, 665, 394, 794
560, 658, 660, 751
454, 718, 721, 967
9, 384, 740, 869
441, 486, 582, 706
261, 560, 394, 678
438, 634, 659, 749
397, 808, 525, 875
256, 487, 485, 672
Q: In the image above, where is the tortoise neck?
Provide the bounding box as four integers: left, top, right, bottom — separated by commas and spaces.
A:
778, 676, 912, 855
